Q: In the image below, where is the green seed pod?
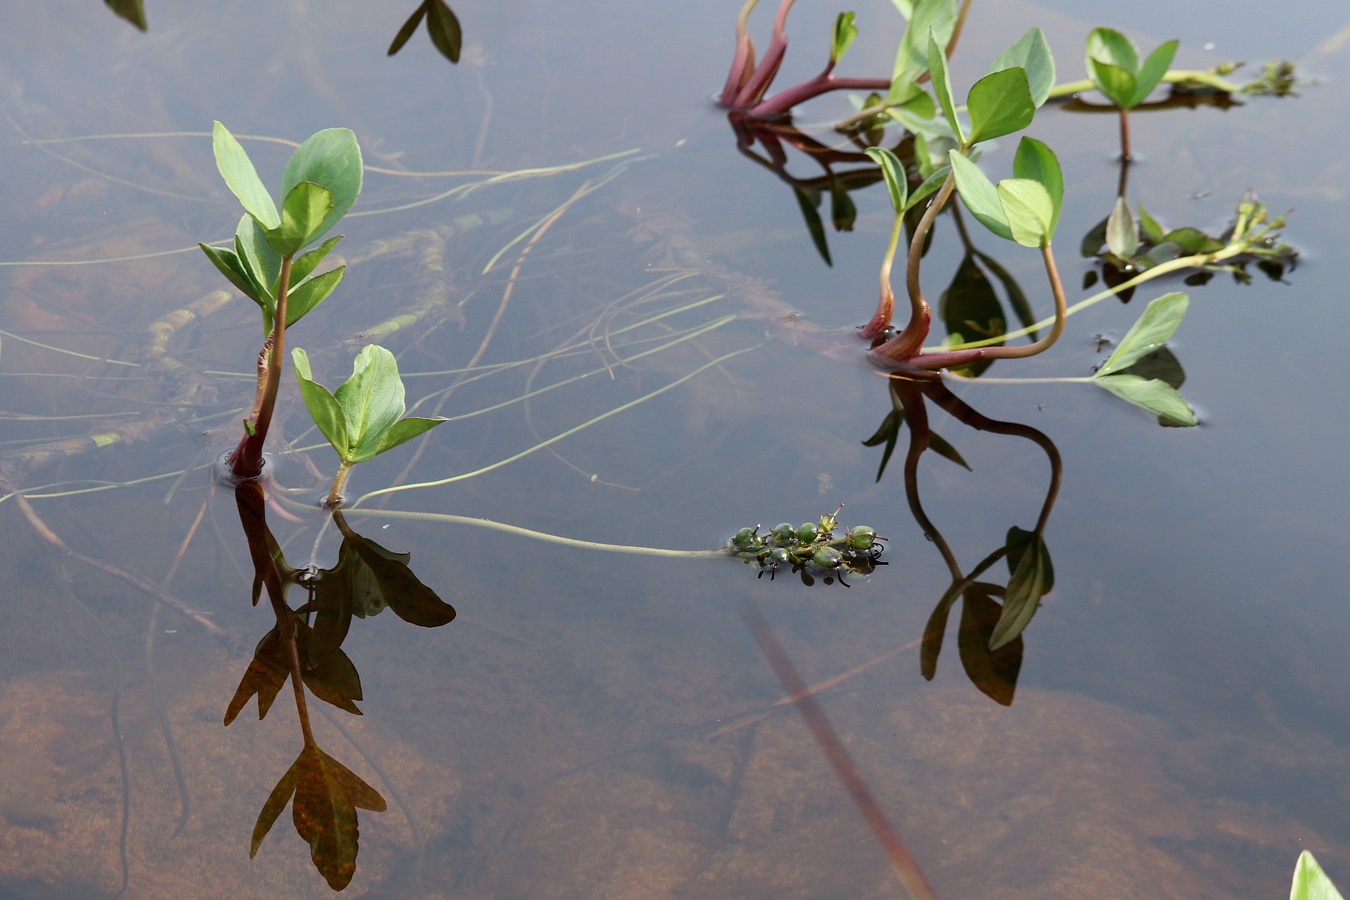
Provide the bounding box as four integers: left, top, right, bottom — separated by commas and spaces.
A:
797, 522, 819, 543
768, 547, 790, 566
733, 527, 755, 549
772, 523, 795, 543
812, 546, 842, 569
847, 526, 876, 549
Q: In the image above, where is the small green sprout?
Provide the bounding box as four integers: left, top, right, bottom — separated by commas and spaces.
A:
292, 344, 447, 506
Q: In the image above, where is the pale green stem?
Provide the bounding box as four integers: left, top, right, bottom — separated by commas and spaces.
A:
1047, 69, 1243, 100
338, 508, 728, 558
933, 244, 1247, 353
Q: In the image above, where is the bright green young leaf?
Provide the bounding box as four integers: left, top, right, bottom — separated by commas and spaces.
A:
832, 12, 858, 65
864, 147, 909, 213
280, 128, 363, 250
1132, 39, 1179, 107
374, 416, 447, 456
1012, 137, 1063, 235
237, 214, 281, 301
199, 243, 262, 305
890, 0, 958, 102
1097, 291, 1189, 375
333, 345, 407, 463
1106, 195, 1138, 259
1095, 374, 1197, 426
904, 165, 952, 212
291, 235, 343, 286
286, 266, 345, 327
1291, 850, 1345, 900
997, 178, 1054, 248
212, 122, 280, 230
966, 67, 1035, 145
988, 28, 1056, 107
992, 526, 1052, 650
890, 0, 914, 17
928, 31, 965, 146
1086, 27, 1139, 77
1088, 58, 1138, 109
267, 181, 334, 256
949, 151, 1011, 241
293, 348, 352, 460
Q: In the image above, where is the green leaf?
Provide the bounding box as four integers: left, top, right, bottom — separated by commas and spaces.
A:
864, 147, 909, 213
212, 122, 280, 230
1088, 59, 1138, 109
267, 181, 334, 256
1291, 850, 1345, 900
1137, 204, 1165, 244
375, 416, 447, 456
891, 0, 958, 102
280, 128, 363, 250
831, 12, 858, 65
904, 164, 951, 212
387, 1, 429, 56
200, 243, 263, 306
333, 346, 409, 463
292, 348, 353, 459
1131, 39, 1179, 107
1106, 195, 1138, 259
992, 527, 1052, 650
949, 151, 1011, 241
966, 67, 1035, 145
425, 0, 463, 64
286, 266, 345, 327
1095, 374, 1197, 426
928, 31, 965, 145
1097, 291, 1189, 375
998, 178, 1054, 248
1012, 138, 1063, 236
1162, 226, 1223, 254
237, 215, 281, 304
1085, 27, 1139, 78
988, 28, 1056, 107
291, 235, 343, 286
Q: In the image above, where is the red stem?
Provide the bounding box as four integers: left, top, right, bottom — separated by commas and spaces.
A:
229, 254, 294, 480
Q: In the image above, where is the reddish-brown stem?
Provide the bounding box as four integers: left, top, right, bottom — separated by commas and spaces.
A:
229, 254, 294, 480
749, 74, 892, 118
869, 173, 956, 365
1118, 108, 1132, 162
980, 243, 1066, 360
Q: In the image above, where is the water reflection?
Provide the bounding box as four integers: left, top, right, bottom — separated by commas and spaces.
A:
231, 481, 455, 889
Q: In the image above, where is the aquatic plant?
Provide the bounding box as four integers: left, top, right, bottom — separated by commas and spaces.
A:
199, 122, 363, 481
727, 505, 887, 586
293, 344, 447, 507
1292, 850, 1344, 899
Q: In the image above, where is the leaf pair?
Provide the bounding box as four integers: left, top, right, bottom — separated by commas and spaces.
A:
950, 137, 1063, 248
210, 122, 362, 257
927, 27, 1055, 149
1093, 292, 1197, 426
293, 345, 447, 467
200, 218, 345, 332
1085, 27, 1178, 110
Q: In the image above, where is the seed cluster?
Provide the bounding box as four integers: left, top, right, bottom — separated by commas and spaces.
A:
728, 508, 886, 587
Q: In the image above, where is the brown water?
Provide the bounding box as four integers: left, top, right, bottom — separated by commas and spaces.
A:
1, 0, 1349, 896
